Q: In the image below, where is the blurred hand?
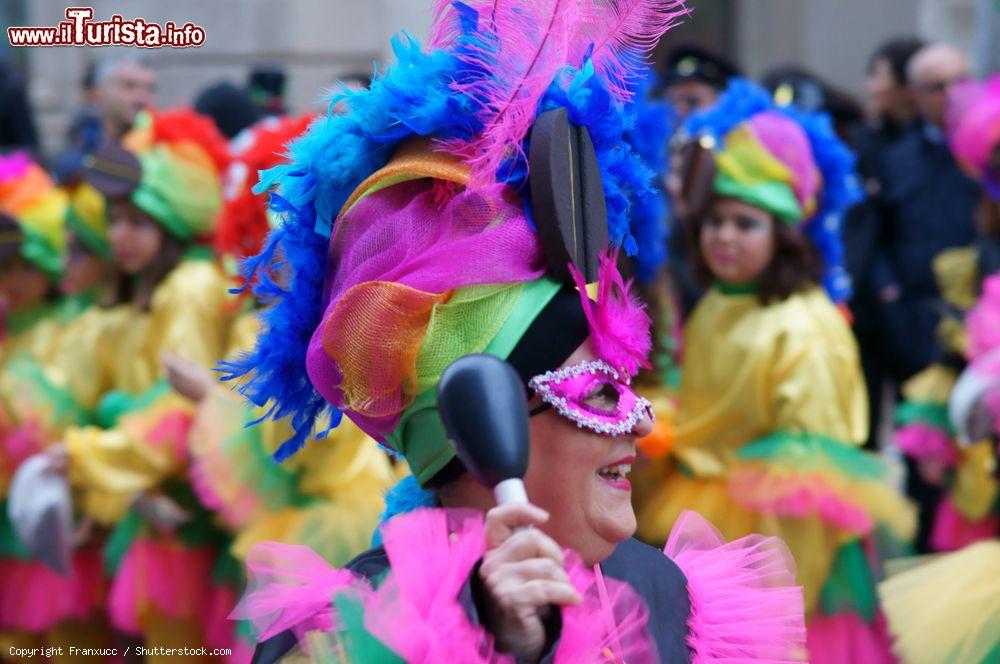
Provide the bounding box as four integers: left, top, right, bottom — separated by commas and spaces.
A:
967, 396, 997, 443
132, 493, 190, 535
47, 442, 69, 475
479, 503, 580, 662
162, 351, 215, 403
918, 458, 946, 486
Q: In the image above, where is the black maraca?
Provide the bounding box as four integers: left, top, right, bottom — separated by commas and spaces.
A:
437, 354, 530, 506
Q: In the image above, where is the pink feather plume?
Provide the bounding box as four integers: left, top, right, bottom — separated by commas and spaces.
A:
572, 0, 690, 102
432, 0, 580, 183
569, 249, 653, 377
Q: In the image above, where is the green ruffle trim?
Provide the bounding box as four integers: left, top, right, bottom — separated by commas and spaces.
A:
818, 539, 877, 621
5, 302, 55, 335
329, 592, 404, 663
4, 354, 89, 427
95, 378, 171, 428
894, 400, 953, 434
222, 413, 304, 511
737, 431, 886, 480
0, 505, 29, 559
103, 508, 143, 574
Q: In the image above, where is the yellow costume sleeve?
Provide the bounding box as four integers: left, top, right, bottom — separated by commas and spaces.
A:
147, 259, 233, 368
64, 259, 233, 522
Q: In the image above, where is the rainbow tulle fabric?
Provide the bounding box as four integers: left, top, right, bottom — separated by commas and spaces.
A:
0, 152, 67, 277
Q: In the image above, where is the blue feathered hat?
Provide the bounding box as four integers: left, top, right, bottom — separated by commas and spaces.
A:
681, 78, 861, 302
222, 0, 688, 462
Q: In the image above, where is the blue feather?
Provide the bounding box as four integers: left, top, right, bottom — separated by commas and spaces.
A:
371, 474, 438, 546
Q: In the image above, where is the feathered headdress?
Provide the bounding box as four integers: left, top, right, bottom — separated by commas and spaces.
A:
122, 108, 230, 241
215, 114, 315, 261
0, 152, 67, 278
224, 0, 686, 464
682, 78, 861, 302
948, 75, 1000, 202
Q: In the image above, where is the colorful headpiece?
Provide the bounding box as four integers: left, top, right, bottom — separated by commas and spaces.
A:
0, 152, 67, 278
122, 108, 230, 241
64, 181, 110, 259
948, 75, 1000, 202
215, 114, 315, 261
683, 78, 861, 302
224, 0, 684, 480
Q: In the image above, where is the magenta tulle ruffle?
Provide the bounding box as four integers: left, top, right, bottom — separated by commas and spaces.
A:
929, 497, 999, 552
0, 548, 105, 632
728, 467, 874, 533
894, 424, 958, 465
967, 273, 1000, 359
231, 540, 359, 641
664, 510, 807, 663
236, 508, 660, 663
108, 537, 216, 634
806, 611, 895, 664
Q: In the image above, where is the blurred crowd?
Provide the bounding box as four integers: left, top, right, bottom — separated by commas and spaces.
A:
0, 19, 997, 664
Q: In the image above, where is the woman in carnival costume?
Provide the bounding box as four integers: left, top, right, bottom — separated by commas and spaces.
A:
0, 153, 140, 659
878, 271, 1000, 664
227, 2, 806, 662
631, 79, 916, 663
0, 153, 100, 656
46, 109, 239, 661
892, 75, 1000, 552
168, 111, 396, 579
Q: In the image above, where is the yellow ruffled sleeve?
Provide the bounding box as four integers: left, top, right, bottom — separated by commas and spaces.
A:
147, 259, 233, 369
769, 334, 868, 445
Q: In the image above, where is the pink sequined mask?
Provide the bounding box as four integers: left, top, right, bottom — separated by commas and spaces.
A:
528, 359, 654, 436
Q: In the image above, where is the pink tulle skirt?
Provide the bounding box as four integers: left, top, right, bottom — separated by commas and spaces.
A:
0, 547, 106, 632
806, 612, 896, 664
107, 537, 215, 635
930, 498, 999, 552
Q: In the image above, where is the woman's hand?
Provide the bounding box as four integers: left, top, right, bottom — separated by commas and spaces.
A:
162, 351, 215, 403
478, 503, 581, 663
132, 492, 190, 535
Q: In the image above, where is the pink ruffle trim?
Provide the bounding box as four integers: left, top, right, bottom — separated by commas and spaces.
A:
894, 424, 958, 466
235, 508, 659, 663
728, 467, 874, 533
665, 510, 807, 663
0, 548, 106, 632
108, 537, 216, 635
930, 497, 999, 552
806, 612, 895, 664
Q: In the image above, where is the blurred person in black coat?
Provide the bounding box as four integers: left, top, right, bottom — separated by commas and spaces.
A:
844, 37, 925, 450
0, 58, 39, 153
874, 44, 979, 381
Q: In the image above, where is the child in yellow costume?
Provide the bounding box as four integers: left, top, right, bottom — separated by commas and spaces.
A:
49, 110, 237, 662
632, 80, 915, 664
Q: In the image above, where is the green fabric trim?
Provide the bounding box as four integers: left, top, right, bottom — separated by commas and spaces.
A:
65, 205, 111, 259
0, 505, 29, 559
715, 172, 803, 225
818, 539, 877, 621
894, 400, 953, 434
56, 291, 97, 323
183, 244, 214, 262
737, 431, 886, 480
714, 281, 758, 296
5, 302, 54, 335
95, 378, 172, 428
385, 277, 563, 486
332, 592, 405, 663
102, 509, 144, 574
3, 354, 87, 427
19, 225, 64, 279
